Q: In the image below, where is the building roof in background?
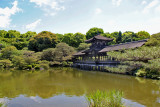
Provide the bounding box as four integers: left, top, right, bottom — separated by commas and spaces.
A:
85, 35, 113, 43
99, 39, 147, 53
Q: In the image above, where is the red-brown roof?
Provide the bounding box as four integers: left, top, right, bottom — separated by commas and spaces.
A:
85, 35, 113, 43
99, 39, 147, 53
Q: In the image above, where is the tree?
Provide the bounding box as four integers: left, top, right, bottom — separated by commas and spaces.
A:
41, 48, 55, 61
72, 33, 86, 47
77, 43, 91, 51
122, 31, 136, 43
4, 30, 20, 38
62, 33, 73, 46
0, 59, 12, 68
117, 31, 122, 44
20, 31, 37, 40
40, 43, 75, 62
28, 31, 58, 52
145, 32, 160, 46
56, 33, 64, 43
110, 31, 122, 44
12, 42, 27, 50
12, 56, 26, 69
102, 32, 116, 45
86, 27, 104, 39
54, 43, 75, 61
0, 46, 20, 60
0, 30, 7, 37
136, 31, 150, 40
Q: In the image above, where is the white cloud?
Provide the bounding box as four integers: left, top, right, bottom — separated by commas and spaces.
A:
29, 0, 65, 16
142, 0, 159, 14
26, 19, 41, 30
112, 0, 122, 7
95, 8, 102, 14
142, 0, 147, 5
0, 1, 22, 28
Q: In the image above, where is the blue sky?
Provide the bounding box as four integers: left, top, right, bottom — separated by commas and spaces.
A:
0, 0, 160, 34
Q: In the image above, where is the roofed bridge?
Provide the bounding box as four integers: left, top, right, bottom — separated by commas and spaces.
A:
72, 35, 147, 71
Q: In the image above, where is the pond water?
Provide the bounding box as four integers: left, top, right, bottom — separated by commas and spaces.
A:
0, 68, 160, 107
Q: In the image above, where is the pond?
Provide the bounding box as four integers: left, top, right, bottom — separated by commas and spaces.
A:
0, 68, 160, 107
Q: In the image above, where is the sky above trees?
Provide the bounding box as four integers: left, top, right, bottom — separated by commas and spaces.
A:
0, 0, 160, 34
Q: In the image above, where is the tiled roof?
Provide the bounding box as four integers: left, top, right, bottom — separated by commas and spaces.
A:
85, 35, 113, 43
99, 39, 147, 53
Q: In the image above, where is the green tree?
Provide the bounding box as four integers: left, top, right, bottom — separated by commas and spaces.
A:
41, 43, 75, 62
56, 33, 64, 43
86, 27, 104, 39
72, 32, 86, 47
0, 30, 7, 37
111, 31, 123, 44
12, 56, 26, 69
12, 42, 27, 50
62, 33, 73, 46
145, 32, 160, 46
102, 32, 116, 45
136, 31, 150, 40
4, 30, 20, 38
0, 59, 12, 68
122, 31, 136, 43
54, 43, 75, 62
0, 46, 20, 60
41, 48, 55, 61
77, 43, 91, 51
28, 31, 58, 52
20, 31, 37, 40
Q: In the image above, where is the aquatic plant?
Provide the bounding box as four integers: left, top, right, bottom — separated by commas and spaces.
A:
86, 90, 124, 107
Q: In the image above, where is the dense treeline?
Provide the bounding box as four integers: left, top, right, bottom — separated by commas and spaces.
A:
0, 28, 150, 51
0, 27, 154, 73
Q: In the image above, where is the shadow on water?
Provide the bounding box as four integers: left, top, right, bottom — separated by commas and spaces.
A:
0, 67, 160, 107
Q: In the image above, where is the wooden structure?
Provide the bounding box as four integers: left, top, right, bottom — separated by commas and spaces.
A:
72, 35, 148, 71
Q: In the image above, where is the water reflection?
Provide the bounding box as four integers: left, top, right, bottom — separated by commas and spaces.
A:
0, 68, 160, 107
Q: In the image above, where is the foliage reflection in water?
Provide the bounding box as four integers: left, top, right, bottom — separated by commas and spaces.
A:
0, 68, 160, 107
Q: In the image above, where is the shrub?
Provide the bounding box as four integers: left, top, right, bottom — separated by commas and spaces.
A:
0, 59, 12, 68
105, 65, 128, 74
38, 60, 49, 70
136, 69, 146, 77
54, 43, 75, 62
77, 43, 91, 51
62, 61, 68, 67
41, 48, 55, 61
0, 46, 21, 60
12, 56, 26, 69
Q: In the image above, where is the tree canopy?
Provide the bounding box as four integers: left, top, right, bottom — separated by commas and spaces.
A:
28, 31, 58, 52
86, 27, 104, 39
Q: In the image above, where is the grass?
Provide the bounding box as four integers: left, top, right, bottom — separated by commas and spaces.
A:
86, 90, 124, 107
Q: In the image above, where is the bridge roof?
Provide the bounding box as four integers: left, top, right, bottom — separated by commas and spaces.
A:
85, 35, 113, 43
99, 39, 147, 53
